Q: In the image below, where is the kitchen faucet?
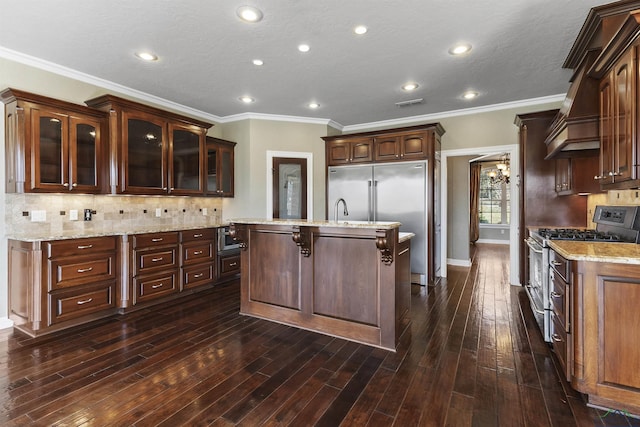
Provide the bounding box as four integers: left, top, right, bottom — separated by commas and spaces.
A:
334, 198, 349, 221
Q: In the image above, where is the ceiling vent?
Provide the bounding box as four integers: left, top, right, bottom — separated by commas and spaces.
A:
395, 98, 424, 107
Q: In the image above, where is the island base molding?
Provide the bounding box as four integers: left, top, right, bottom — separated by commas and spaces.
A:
232, 222, 411, 351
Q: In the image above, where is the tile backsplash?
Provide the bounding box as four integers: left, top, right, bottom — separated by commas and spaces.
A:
5, 193, 223, 240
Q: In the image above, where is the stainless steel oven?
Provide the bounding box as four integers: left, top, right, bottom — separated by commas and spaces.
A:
525, 234, 550, 342
218, 226, 240, 253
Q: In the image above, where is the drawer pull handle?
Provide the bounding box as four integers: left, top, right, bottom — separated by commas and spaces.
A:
77, 244, 93, 249
77, 267, 94, 273
229, 262, 237, 267
151, 238, 163, 242
194, 273, 204, 278
551, 334, 563, 343
77, 298, 93, 305
193, 233, 203, 238
151, 257, 164, 262
551, 260, 562, 266
193, 250, 204, 255
550, 291, 563, 298
151, 283, 164, 289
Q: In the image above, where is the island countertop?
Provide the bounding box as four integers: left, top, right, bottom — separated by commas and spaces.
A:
228, 218, 402, 229
548, 240, 640, 265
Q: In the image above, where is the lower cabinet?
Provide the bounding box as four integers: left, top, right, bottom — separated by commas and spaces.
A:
8, 227, 237, 337
9, 236, 119, 337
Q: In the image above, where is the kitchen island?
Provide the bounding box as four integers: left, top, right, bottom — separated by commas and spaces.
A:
229, 219, 413, 351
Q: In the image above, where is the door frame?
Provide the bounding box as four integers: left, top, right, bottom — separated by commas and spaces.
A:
440, 144, 520, 286
266, 151, 314, 220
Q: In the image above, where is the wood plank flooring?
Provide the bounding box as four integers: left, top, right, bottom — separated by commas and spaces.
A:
1, 243, 639, 426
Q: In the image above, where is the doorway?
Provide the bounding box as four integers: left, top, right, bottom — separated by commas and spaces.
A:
272, 157, 307, 219
266, 151, 314, 220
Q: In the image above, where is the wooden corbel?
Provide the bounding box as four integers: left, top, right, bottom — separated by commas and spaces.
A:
376, 229, 394, 265
291, 226, 311, 257
229, 223, 248, 251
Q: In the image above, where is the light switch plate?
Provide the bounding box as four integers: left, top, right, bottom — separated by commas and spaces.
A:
155, 208, 162, 217
69, 209, 79, 221
31, 210, 46, 222
202, 208, 208, 216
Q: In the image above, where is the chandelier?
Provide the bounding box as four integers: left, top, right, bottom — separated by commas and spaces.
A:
487, 155, 510, 185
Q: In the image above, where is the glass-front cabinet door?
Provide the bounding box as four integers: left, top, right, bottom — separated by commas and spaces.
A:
69, 115, 101, 193
169, 123, 204, 195
123, 111, 167, 194
31, 108, 69, 191
205, 137, 235, 197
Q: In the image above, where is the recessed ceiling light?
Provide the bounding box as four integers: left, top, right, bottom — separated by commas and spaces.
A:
402, 82, 419, 91
252, 59, 264, 66
239, 96, 255, 104
449, 43, 472, 56
135, 51, 158, 62
354, 25, 368, 35
308, 102, 320, 109
236, 6, 263, 23
463, 91, 478, 100
298, 44, 310, 53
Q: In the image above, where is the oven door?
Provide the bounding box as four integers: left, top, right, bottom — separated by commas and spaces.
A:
525, 237, 551, 342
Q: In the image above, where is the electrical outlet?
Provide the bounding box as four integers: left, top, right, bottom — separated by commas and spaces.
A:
202, 208, 208, 216
31, 210, 46, 222
155, 208, 162, 217
69, 209, 79, 221
84, 209, 92, 221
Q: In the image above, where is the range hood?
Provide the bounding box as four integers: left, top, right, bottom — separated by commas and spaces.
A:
545, 49, 600, 159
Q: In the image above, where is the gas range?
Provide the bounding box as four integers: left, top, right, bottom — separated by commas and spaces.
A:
535, 228, 625, 243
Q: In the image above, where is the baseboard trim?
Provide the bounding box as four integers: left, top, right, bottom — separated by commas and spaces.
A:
476, 238, 509, 245
447, 258, 472, 267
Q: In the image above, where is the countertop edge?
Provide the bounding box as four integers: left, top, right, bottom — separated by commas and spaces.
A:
549, 240, 640, 265
228, 218, 402, 229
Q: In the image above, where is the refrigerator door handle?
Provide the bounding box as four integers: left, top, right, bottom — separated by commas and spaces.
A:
368, 180, 372, 221
373, 180, 378, 221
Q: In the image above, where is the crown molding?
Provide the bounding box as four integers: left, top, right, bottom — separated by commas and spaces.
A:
220, 111, 341, 129
341, 94, 565, 133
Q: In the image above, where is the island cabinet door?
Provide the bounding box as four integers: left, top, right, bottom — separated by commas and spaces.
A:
245, 228, 301, 310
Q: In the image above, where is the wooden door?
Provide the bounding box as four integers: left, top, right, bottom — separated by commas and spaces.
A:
400, 132, 429, 160
69, 114, 102, 193
613, 49, 635, 184
168, 123, 204, 195
599, 74, 614, 185
31, 107, 69, 191
272, 157, 307, 219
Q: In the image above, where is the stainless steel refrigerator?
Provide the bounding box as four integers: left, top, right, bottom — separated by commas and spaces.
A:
327, 161, 428, 284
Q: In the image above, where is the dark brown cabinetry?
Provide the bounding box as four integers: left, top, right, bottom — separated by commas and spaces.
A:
325, 137, 373, 165
85, 95, 212, 195
180, 228, 216, 290
9, 236, 118, 337
1, 89, 106, 193
130, 232, 179, 305
206, 137, 236, 197
373, 131, 429, 162
219, 251, 241, 280
554, 156, 601, 195
549, 249, 571, 381
597, 47, 636, 187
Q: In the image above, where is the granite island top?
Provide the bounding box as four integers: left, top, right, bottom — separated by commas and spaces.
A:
549, 240, 640, 265
229, 218, 402, 230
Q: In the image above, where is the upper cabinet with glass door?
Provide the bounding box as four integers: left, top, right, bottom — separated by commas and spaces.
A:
205, 137, 236, 197
86, 94, 211, 195
0, 88, 106, 193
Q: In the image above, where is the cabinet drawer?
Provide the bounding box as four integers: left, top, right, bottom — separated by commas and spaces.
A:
549, 269, 569, 330
134, 272, 178, 304
50, 282, 116, 325
182, 242, 214, 265
182, 263, 214, 290
180, 228, 215, 243
46, 236, 116, 258
133, 232, 179, 249
51, 255, 115, 289
136, 248, 177, 274
551, 312, 569, 381
220, 254, 240, 275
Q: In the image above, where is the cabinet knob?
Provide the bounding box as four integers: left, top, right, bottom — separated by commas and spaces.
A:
63, 182, 69, 187
594, 175, 604, 180
72, 183, 77, 188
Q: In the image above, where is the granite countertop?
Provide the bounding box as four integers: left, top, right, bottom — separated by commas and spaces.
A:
6, 223, 228, 242
398, 232, 415, 243
548, 240, 640, 265
229, 218, 402, 230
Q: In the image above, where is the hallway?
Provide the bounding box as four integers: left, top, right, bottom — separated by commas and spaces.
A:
0, 244, 638, 425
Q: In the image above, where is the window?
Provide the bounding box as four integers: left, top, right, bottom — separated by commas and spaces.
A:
478, 164, 510, 224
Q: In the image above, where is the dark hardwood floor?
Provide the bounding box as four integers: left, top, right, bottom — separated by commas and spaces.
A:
1, 243, 639, 426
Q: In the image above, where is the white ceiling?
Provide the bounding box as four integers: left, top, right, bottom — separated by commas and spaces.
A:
0, 0, 606, 128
